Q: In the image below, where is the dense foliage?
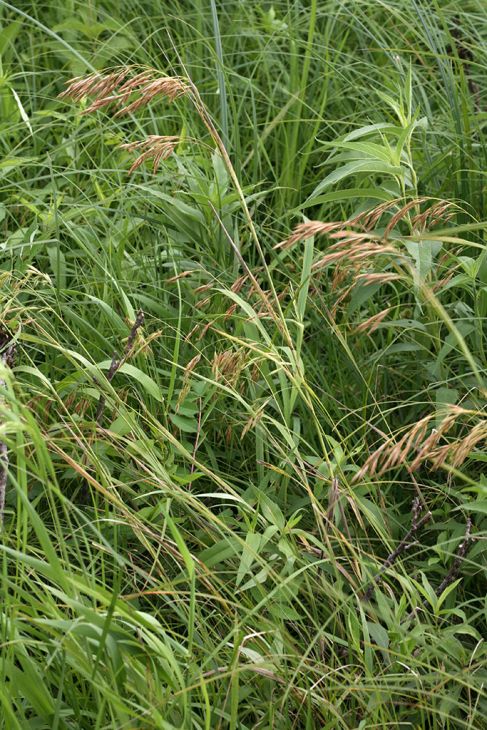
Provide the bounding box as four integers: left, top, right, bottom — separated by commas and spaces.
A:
0, 1, 486, 727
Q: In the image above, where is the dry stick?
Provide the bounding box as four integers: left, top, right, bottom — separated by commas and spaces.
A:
435, 518, 473, 596
407, 518, 474, 622
0, 337, 15, 527
363, 497, 432, 601
96, 310, 145, 425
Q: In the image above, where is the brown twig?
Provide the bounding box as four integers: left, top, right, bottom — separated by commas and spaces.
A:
407, 518, 474, 621
435, 518, 473, 598
363, 497, 432, 601
96, 310, 145, 425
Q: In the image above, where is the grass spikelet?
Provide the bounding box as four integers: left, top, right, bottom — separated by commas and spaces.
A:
383, 199, 426, 238
411, 199, 457, 229
354, 272, 402, 285
184, 354, 202, 376
312, 241, 397, 271
212, 349, 247, 387
58, 69, 128, 101
417, 416, 487, 470
120, 135, 181, 173
354, 307, 391, 334
112, 76, 189, 116
275, 221, 348, 250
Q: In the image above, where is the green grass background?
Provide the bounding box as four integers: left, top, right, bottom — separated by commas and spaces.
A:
0, 1, 486, 728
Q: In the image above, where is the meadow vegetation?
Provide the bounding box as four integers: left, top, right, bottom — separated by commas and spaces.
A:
0, 1, 486, 727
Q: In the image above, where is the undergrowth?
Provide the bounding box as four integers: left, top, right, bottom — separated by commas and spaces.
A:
0, 1, 486, 728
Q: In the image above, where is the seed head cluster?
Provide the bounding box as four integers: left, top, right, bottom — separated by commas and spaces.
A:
59, 66, 189, 173
59, 67, 189, 115
119, 135, 181, 174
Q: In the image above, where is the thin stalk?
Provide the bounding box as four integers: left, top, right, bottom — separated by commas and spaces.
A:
209, 0, 229, 150
0, 338, 15, 528
284, 0, 318, 207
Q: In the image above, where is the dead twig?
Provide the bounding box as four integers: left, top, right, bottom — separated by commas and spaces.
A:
96, 310, 145, 425
435, 518, 473, 598
408, 518, 474, 622
363, 497, 432, 601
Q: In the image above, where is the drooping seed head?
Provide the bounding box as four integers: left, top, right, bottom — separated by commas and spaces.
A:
59, 66, 189, 117
119, 135, 181, 174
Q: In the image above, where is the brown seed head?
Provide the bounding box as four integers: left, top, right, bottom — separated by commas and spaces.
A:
59, 66, 189, 117
276, 221, 349, 250
354, 307, 391, 335
120, 135, 181, 174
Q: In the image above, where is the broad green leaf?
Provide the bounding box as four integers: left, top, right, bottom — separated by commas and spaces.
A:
310, 159, 404, 199
298, 187, 393, 210
458, 501, 487, 515
98, 360, 163, 402
169, 412, 199, 433
320, 140, 395, 163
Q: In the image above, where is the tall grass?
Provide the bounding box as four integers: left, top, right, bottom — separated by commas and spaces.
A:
0, 1, 486, 728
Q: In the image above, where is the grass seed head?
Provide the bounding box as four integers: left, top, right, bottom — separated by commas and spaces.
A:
354, 307, 391, 334
120, 135, 181, 174
59, 66, 189, 117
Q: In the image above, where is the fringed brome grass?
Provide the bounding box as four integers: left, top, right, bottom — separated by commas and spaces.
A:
2, 3, 486, 729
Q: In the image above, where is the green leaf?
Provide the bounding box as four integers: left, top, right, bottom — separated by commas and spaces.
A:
320, 140, 395, 163
310, 159, 404, 199
437, 578, 462, 611
236, 532, 262, 587
342, 123, 403, 141
9, 660, 55, 718
169, 412, 199, 433
98, 360, 163, 402
298, 186, 394, 210
458, 501, 487, 515
367, 621, 389, 650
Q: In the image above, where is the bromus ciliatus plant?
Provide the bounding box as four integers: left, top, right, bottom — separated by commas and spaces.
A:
1, 2, 486, 728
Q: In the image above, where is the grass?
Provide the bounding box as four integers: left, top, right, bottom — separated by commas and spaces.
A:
0, 1, 486, 727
